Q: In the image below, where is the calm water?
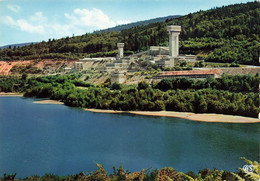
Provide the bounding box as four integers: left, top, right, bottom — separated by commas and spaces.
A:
0, 96, 259, 178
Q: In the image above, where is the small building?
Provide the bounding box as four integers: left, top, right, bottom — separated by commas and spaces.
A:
155, 57, 175, 67
105, 58, 131, 72
153, 69, 222, 79
64, 67, 72, 73
111, 71, 126, 84
75, 62, 83, 71
150, 46, 169, 56
185, 55, 196, 61
80, 57, 116, 61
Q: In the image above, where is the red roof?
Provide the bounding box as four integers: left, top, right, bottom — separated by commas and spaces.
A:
160, 69, 222, 76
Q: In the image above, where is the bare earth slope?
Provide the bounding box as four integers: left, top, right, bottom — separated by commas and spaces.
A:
0, 61, 31, 75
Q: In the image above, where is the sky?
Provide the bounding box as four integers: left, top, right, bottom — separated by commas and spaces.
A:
0, 0, 255, 46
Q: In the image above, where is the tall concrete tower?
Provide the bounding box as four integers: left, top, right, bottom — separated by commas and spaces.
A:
117, 43, 124, 58
167, 25, 181, 57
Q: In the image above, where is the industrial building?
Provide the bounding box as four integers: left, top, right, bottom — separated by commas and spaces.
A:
111, 71, 126, 84
153, 69, 222, 79
74, 62, 83, 71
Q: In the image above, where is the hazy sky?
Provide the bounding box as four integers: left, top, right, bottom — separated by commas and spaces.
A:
0, 0, 254, 46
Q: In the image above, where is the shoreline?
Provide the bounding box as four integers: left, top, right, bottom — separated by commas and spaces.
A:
0, 92, 23, 96
33, 100, 64, 105
5, 95, 258, 123
86, 109, 260, 123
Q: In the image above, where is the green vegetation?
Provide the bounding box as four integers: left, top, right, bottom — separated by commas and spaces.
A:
0, 75, 27, 92
10, 64, 42, 74
1, 158, 259, 181
97, 15, 181, 33
154, 74, 259, 92
0, 2, 259, 65
0, 74, 259, 118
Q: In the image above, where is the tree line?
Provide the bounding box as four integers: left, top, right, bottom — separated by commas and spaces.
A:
0, 74, 259, 118
154, 74, 259, 92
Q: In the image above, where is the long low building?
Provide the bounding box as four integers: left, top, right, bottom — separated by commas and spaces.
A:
153, 69, 222, 79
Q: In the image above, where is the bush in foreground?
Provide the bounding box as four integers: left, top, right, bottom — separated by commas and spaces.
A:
1, 158, 259, 181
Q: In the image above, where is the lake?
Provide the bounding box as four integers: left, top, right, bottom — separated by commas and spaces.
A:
0, 96, 259, 178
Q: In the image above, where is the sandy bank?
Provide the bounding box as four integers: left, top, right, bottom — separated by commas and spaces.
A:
0, 92, 23, 96
33, 100, 64, 105
86, 109, 260, 123
86, 109, 125, 114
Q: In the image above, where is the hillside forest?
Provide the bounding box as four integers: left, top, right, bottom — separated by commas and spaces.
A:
0, 2, 259, 65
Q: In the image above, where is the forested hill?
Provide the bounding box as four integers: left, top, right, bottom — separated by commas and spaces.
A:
96, 15, 181, 33
1, 1, 259, 65
0, 42, 37, 49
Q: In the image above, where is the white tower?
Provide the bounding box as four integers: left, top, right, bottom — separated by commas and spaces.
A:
167, 25, 181, 57
117, 43, 124, 58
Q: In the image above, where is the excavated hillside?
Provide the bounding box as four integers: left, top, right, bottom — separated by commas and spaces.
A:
0, 58, 259, 86
0, 59, 113, 75
0, 61, 31, 75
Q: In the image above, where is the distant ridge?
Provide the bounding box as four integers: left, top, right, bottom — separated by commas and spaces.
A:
96, 15, 181, 33
0, 42, 37, 49
0, 15, 180, 49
